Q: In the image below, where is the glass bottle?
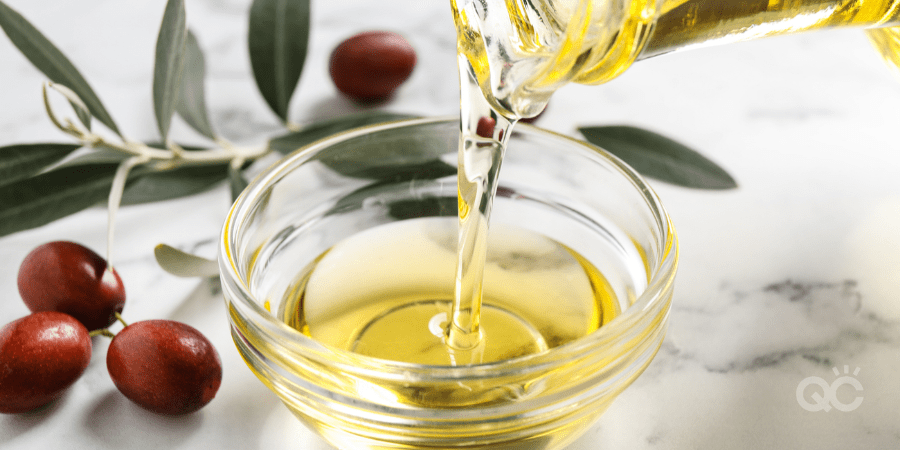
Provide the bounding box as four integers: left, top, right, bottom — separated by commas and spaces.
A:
451, 0, 900, 117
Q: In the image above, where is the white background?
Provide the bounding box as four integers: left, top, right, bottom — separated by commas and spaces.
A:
1, 0, 898, 448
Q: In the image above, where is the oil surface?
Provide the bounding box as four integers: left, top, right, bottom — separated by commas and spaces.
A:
281, 218, 619, 365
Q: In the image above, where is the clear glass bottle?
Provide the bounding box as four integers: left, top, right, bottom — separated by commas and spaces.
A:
451, 0, 900, 117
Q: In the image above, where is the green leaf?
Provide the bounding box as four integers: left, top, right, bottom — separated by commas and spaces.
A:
153, 0, 188, 141
227, 164, 248, 202
73, 106, 92, 130
0, 143, 81, 187
0, 1, 120, 135
176, 30, 216, 139
145, 142, 207, 152
0, 163, 119, 237
270, 113, 453, 180
248, 0, 310, 123
0, 153, 233, 236
59, 148, 129, 166
59, 143, 209, 169
154, 243, 220, 278
268, 111, 418, 154
121, 163, 230, 205
88, 142, 231, 205
579, 125, 737, 190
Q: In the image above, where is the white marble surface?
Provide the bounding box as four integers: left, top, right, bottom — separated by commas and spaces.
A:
2, 0, 899, 449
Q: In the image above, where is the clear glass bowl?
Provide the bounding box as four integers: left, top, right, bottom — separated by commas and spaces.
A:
219, 117, 678, 449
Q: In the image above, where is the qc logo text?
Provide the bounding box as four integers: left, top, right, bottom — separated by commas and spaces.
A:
796, 366, 863, 412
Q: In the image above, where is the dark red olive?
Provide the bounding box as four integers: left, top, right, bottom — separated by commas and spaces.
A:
0, 312, 92, 414
18, 241, 125, 330
329, 30, 417, 102
107, 320, 222, 415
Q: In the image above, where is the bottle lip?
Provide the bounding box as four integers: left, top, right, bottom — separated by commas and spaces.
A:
219, 116, 678, 378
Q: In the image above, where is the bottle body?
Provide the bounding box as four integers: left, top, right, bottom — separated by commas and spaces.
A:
643, 0, 900, 59
451, 0, 900, 117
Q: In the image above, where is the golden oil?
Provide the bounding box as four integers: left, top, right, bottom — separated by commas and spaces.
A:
280, 217, 619, 366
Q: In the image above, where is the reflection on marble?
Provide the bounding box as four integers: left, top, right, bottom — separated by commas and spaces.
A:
1, 0, 898, 449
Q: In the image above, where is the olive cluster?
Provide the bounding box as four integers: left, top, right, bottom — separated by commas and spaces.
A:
0, 241, 222, 416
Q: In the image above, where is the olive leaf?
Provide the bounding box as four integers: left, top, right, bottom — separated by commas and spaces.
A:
579, 125, 737, 190
271, 113, 453, 180
0, 143, 235, 235
0, 163, 120, 237
0, 0, 120, 135
118, 142, 236, 205
154, 243, 220, 278
40, 148, 231, 206
176, 30, 216, 140
121, 163, 231, 205
268, 111, 418, 154
0, 143, 81, 188
248, 0, 310, 123
59, 148, 129, 166
153, 0, 188, 141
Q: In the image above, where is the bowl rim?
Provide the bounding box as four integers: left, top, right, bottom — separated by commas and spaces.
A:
219, 116, 678, 378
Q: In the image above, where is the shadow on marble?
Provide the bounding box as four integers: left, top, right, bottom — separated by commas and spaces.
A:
0, 390, 70, 443
166, 277, 223, 326
301, 95, 401, 123
82, 389, 203, 447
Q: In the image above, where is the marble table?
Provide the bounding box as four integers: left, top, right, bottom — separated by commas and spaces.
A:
1, 0, 898, 448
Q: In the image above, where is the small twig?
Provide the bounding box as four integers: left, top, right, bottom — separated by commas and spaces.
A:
38, 78, 276, 295
43, 83, 271, 167
114, 312, 129, 328
168, 140, 186, 158
89, 329, 116, 338
42, 83, 82, 139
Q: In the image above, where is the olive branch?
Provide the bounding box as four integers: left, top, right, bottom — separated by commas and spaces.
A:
0, 0, 736, 275
0, 0, 411, 273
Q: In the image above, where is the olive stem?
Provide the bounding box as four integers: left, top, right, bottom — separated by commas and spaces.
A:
114, 312, 129, 328
89, 329, 116, 338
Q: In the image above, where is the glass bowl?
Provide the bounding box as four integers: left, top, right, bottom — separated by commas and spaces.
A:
219, 117, 677, 449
